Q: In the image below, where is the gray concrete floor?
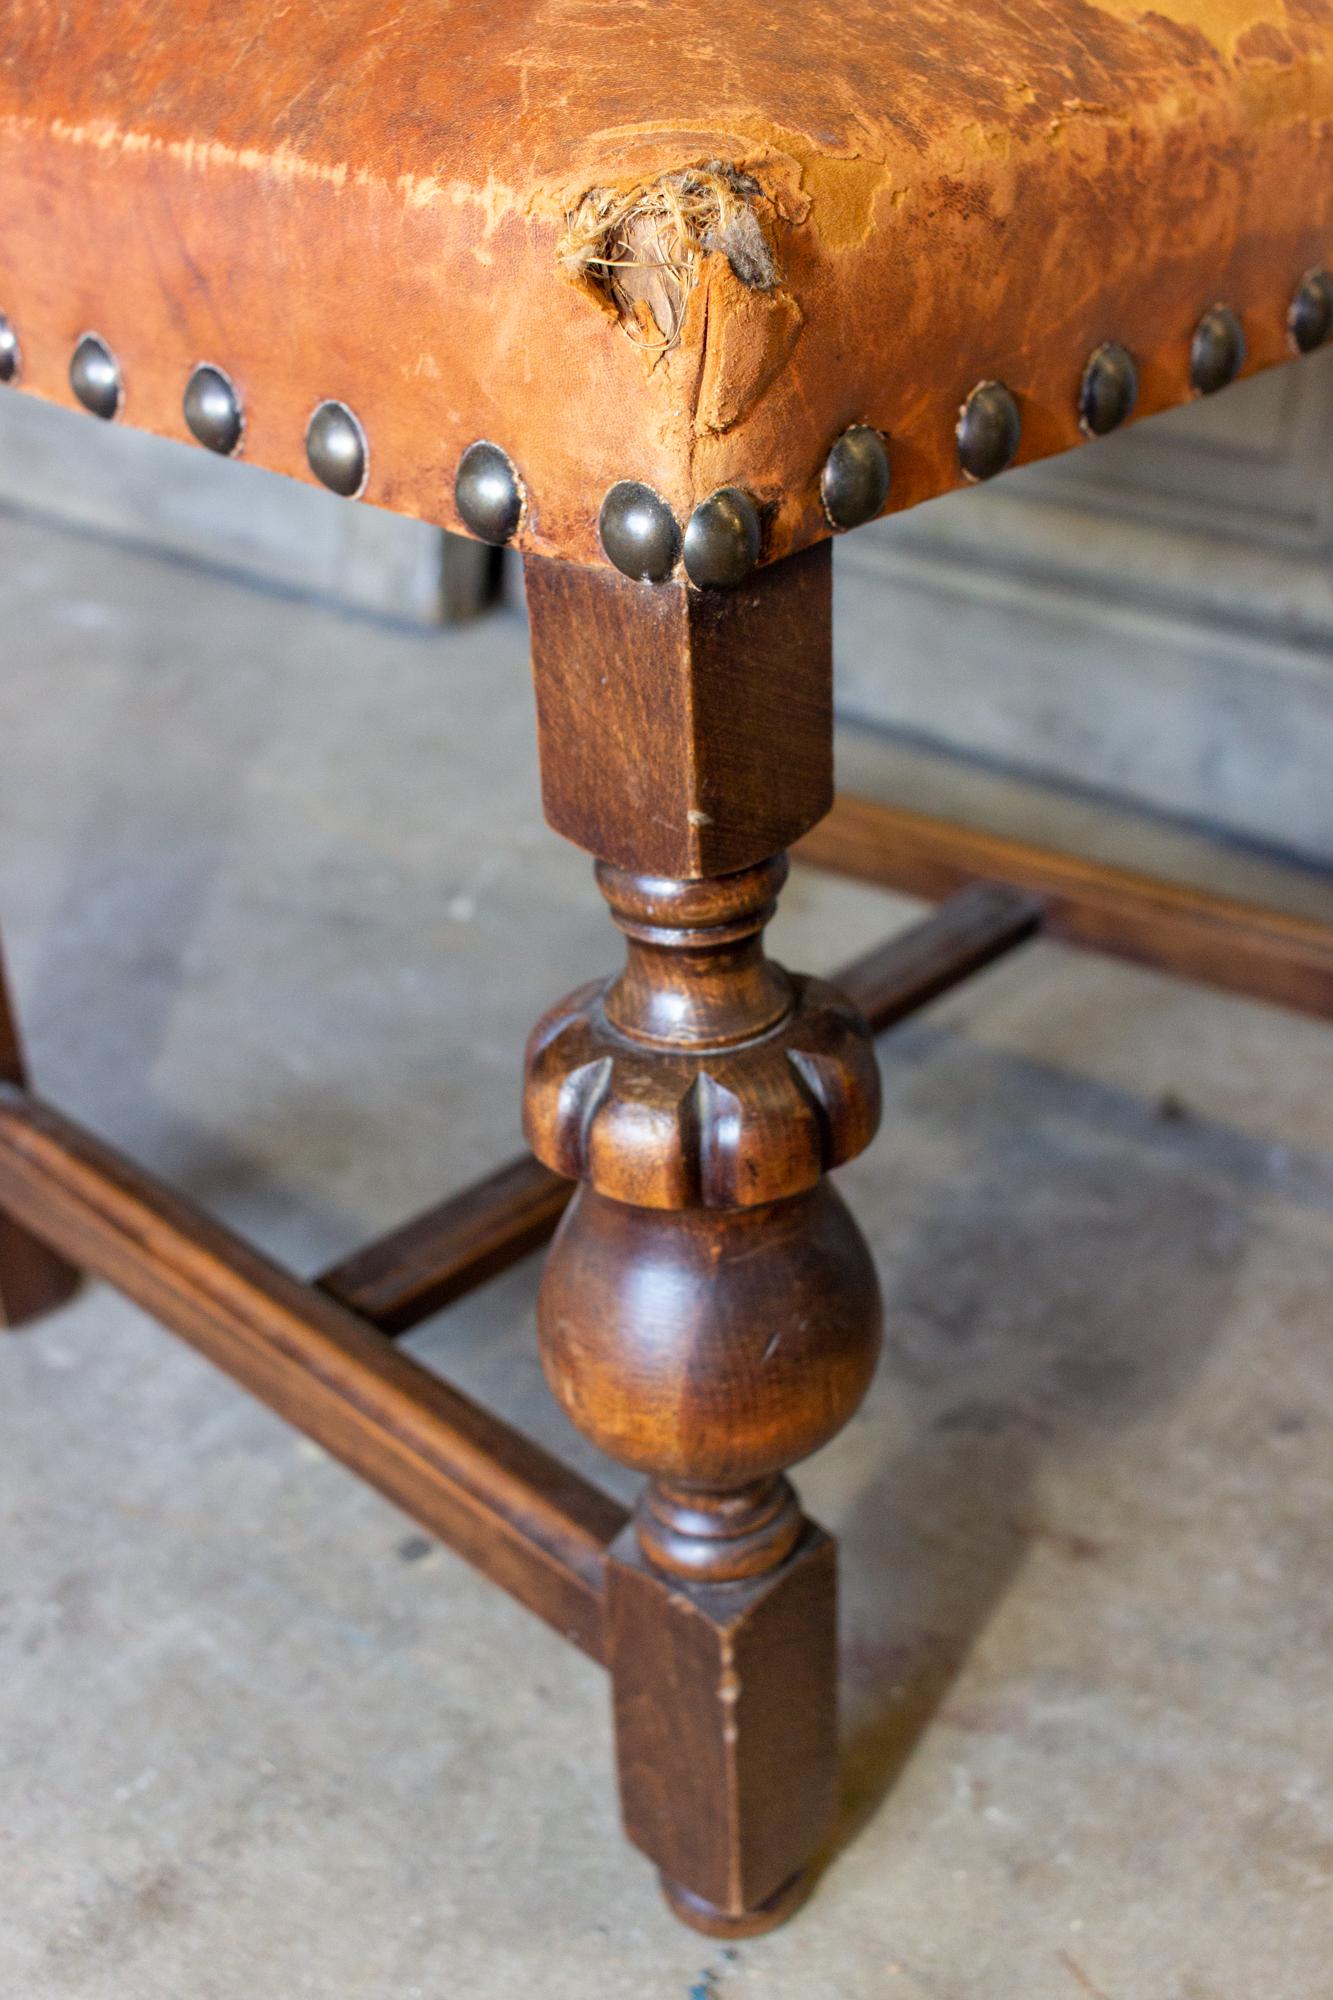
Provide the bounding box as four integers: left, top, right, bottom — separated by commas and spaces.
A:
1, 505, 1331, 2000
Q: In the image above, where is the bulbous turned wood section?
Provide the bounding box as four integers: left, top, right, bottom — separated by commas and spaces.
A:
520, 852, 880, 1552
524, 858, 882, 1211
539, 1181, 881, 1578
521, 845, 884, 1931
523, 851, 884, 1584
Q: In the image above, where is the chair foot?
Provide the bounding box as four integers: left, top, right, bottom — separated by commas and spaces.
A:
659, 1867, 813, 1938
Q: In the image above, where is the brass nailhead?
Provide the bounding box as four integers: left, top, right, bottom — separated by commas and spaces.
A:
0, 312, 20, 385
1288, 269, 1333, 355
820, 426, 891, 529
306, 399, 368, 497
1190, 305, 1245, 396
599, 480, 681, 582
70, 333, 122, 420
184, 363, 244, 456
1078, 342, 1138, 437
957, 380, 1020, 481
683, 487, 762, 589
455, 440, 524, 544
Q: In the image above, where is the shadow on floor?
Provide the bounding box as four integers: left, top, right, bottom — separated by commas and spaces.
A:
821, 1014, 1317, 1864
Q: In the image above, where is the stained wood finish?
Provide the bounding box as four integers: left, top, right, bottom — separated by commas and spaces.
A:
607, 1523, 837, 1933
0, 1083, 626, 1658
0, 943, 80, 1327
8, 525, 1319, 1938
526, 859, 882, 1213
834, 880, 1045, 1032
317, 1152, 572, 1333
524, 860, 880, 1929
523, 549, 881, 1931
799, 794, 1333, 1018
539, 1181, 880, 1509
524, 546, 832, 879
320, 885, 1040, 1340
524, 856, 884, 1582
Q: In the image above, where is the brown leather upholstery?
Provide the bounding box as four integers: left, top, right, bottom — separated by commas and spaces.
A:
1, 2, 1330, 572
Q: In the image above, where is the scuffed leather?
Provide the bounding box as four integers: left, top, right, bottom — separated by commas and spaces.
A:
0, 0, 1329, 569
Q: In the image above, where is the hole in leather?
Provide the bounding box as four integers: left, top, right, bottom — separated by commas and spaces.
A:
560, 161, 777, 351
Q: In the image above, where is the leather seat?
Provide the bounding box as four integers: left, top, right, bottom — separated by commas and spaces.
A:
1, 1, 1329, 572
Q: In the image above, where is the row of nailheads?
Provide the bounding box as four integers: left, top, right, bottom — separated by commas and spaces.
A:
0, 323, 376, 489
0, 322, 528, 540
598, 274, 1333, 589
1, 270, 1328, 591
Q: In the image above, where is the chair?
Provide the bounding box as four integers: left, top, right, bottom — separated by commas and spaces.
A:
2, 0, 1331, 1936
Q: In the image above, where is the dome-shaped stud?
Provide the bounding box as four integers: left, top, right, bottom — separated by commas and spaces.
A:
183, 363, 244, 457
1288, 269, 1333, 355
455, 439, 524, 544
0, 313, 20, 385
683, 487, 762, 589
598, 480, 681, 583
306, 399, 367, 497
1190, 305, 1245, 396
820, 425, 891, 530
70, 333, 122, 420
1078, 341, 1138, 437
957, 380, 1020, 482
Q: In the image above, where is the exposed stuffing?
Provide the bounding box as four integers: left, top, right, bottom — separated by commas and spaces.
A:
559, 162, 777, 350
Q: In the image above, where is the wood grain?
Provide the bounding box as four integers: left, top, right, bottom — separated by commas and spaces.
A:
606, 1522, 838, 1929
520, 550, 877, 1929
0, 1083, 626, 1658
524, 547, 832, 878
834, 880, 1045, 1030
799, 794, 1333, 1018
318, 885, 1040, 1338
317, 1152, 573, 1334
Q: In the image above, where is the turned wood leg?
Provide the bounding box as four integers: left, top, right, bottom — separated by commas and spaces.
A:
0, 940, 79, 1326
521, 546, 882, 1932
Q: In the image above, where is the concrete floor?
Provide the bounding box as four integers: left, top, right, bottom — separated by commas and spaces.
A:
1, 505, 1331, 2000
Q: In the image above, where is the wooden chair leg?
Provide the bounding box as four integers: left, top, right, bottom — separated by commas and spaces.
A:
0, 939, 80, 1326
522, 546, 881, 1932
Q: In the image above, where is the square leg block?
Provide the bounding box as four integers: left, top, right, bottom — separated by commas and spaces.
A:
605, 1521, 838, 1920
